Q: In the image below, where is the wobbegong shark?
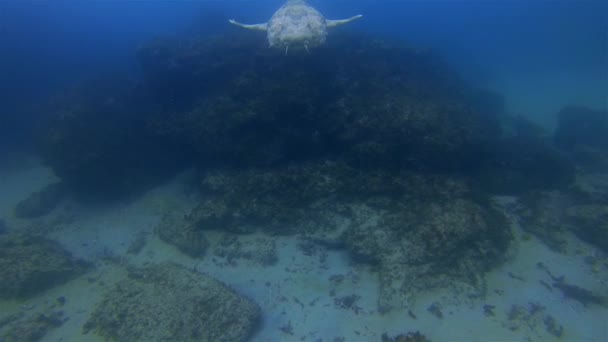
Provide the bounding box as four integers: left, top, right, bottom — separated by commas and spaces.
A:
228, 0, 363, 54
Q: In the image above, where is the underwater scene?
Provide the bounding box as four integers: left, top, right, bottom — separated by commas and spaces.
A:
0, 0, 607, 341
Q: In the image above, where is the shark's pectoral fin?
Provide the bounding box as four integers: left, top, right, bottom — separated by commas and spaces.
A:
326, 15, 363, 28
228, 19, 268, 31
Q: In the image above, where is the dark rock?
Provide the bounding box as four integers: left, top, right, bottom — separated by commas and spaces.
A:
503, 302, 563, 338
564, 205, 608, 252
334, 294, 361, 311
40, 30, 576, 202
0, 219, 7, 235
138, 33, 500, 171
483, 304, 496, 317
427, 302, 443, 319
40, 76, 191, 198
212, 234, 278, 266
476, 137, 574, 195
126, 232, 148, 255
555, 105, 608, 150
515, 191, 570, 252
175, 161, 355, 236
155, 214, 209, 257
341, 174, 512, 310
14, 182, 66, 218
543, 315, 564, 338
382, 331, 430, 342
83, 263, 260, 341
555, 106, 608, 172
173, 161, 512, 311
0, 309, 66, 342
553, 279, 607, 307
0, 234, 89, 299
517, 188, 608, 253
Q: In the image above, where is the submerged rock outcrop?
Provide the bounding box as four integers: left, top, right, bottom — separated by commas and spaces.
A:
554, 105, 608, 171
138, 33, 498, 170
83, 263, 260, 341
40, 77, 191, 197
160, 161, 512, 309
40, 32, 573, 197
37, 30, 581, 311
0, 234, 89, 299
14, 182, 67, 218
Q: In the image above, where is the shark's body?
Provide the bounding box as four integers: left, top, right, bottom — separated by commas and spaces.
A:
229, 0, 362, 53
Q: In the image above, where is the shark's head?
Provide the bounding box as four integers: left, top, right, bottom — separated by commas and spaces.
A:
267, 1, 327, 52
228, 0, 362, 54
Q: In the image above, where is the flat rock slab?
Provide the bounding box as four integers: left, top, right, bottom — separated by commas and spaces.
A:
83, 262, 260, 342
0, 234, 89, 299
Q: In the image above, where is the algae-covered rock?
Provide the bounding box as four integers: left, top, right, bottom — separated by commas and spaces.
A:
161, 161, 354, 240
0, 309, 66, 342
476, 137, 574, 195
0, 234, 89, 299
42, 31, 573, 200
155, 213, 209, 257
14, 182, 67, 218
83, 263, 260, 342
341, 176, 512, 311
554, 105, 608, 172
381, 331, 430, 342
565, 204, 608, 252
516, 183, 608, 253
213, 233, 278, 266
155, 161, 350, 254
161, 161, 512, 310
40, 76, 191, 197
139, 33, 499, 171
555, 105, 608, 150
516, 191, 570, 252
0, 219, 7, 235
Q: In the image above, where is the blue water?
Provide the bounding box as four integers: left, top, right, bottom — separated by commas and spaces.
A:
0, 1, 607, 341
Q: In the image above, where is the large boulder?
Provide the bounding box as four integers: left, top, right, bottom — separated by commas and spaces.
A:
139, 33, 500, 171
555, 105, 608, 150
516, 178, 608, 254
0, 234, 89, 299
41, 31, 574, 199
554, 105, 608, 171
475, 136, 575, 195
14, 182, 67, 218
40, 77, 191, 197
83, 263, 260, 341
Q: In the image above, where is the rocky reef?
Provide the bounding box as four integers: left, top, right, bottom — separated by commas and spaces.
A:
14, 182, 67, 218
512, 105, 608, 253
158, 160, 512, 309
0, 219, 7, 235
83, 263, 260, 341
517, 173, 608, 253
40, 32, 574, 196
138, 33, 497, 171
0, 298, 68, 342
36, 31, 580, 312
554, 105, 608, 172
0, 234, 89, 299
40, 76, 192, 197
